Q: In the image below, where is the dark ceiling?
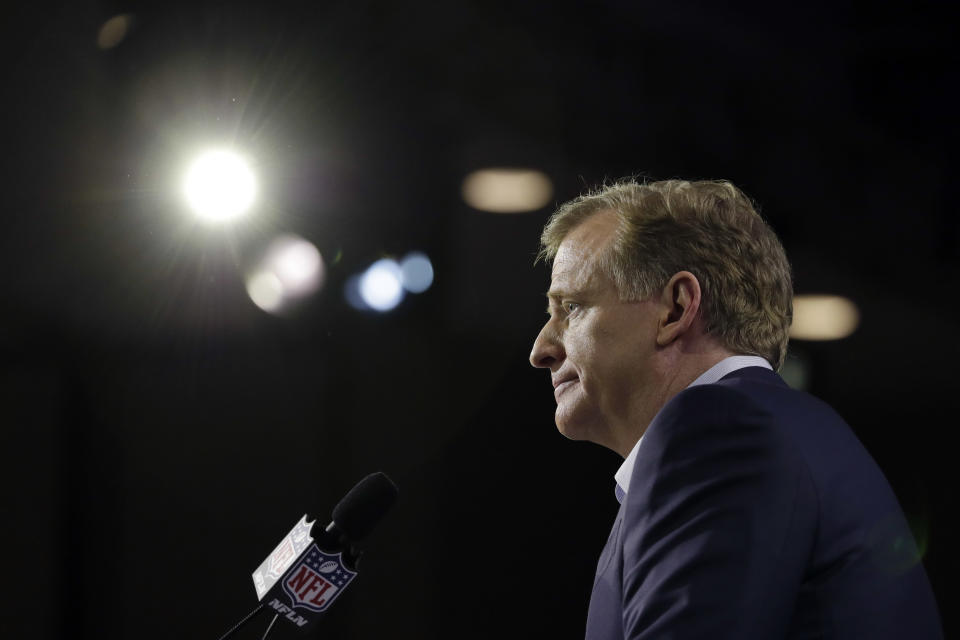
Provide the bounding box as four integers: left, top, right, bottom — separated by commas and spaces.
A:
1, 1, 956, 638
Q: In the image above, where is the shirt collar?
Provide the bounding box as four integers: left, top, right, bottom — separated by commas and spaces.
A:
613, 355, 772, 503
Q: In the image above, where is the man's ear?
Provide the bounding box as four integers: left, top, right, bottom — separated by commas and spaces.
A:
656, 271, 702, 347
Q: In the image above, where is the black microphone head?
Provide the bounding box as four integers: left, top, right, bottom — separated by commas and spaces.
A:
331, 472, 399, 542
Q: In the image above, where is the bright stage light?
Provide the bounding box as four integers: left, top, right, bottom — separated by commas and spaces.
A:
183, 150, 256, 222
462, 168, 553, 213
360, 259, 404, 312
790, 295, 860, 340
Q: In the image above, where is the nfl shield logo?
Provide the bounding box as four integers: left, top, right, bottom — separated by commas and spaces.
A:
282, 544, 357, 612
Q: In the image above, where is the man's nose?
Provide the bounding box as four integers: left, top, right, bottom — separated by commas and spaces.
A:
530, 322, 564, 369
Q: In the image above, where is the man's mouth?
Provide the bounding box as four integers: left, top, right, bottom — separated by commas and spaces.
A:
554, 379, 578, 399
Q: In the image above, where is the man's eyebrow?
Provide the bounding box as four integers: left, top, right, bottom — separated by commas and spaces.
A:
544, 291, 561, 313
544, 290, 575, 313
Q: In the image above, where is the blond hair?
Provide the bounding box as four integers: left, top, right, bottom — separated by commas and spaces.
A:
538, 179, 793, 370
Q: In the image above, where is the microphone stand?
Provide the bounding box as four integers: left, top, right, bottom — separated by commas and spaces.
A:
260, 614, 279, 640
216, 603, 265, 640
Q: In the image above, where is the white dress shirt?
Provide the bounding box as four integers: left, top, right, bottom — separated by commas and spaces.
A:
613, 355, 773, 503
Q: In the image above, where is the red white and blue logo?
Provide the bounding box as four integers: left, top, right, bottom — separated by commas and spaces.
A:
281, 544, 357, 612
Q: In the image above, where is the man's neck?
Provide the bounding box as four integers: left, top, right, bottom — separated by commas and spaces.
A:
614, 347, 737, 457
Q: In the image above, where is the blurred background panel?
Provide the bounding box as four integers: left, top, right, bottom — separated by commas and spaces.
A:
0, 0, 955, 638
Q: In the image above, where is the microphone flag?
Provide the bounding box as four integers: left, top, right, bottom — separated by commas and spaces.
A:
280, 544, 358, 613
250, 516, 359, 629
251, 515, 315, 600
233, 473, 396, 633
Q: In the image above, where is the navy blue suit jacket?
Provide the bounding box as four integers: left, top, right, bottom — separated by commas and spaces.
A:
585, 366, 942, 639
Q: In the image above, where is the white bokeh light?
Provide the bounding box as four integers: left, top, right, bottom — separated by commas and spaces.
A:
183, 150, 256, 222
246, 271, 284, 313
400, 252, 434, 293
360, 259, 404, 312
245, 235, 324, 314
264, 235, 324, 296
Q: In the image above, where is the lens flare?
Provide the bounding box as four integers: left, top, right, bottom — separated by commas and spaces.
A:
245, 235, 324, 314
246, 271, 284, 313
359, 259, 404, 311
266, 235, 323, 296
400, 252, 434, 293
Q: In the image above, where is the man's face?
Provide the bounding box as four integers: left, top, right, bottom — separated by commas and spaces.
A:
529, 211, 662, 455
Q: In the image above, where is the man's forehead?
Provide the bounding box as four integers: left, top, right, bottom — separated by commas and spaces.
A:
549, 254, 601, 297
550, 211, 617, 284
550, 247, 588, 286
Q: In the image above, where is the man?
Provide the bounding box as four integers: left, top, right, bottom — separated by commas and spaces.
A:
529, 179, 942, 639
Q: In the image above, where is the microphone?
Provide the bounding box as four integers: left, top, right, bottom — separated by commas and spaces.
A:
219, 472, 398, 639
330, 471, 401, 544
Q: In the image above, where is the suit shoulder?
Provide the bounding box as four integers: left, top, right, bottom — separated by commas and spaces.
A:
643, 383, 788, 463
660, 381, 770, 426
644, 380, 820, 473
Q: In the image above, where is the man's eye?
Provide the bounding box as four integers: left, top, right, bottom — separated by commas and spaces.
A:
564, 302, 581, 314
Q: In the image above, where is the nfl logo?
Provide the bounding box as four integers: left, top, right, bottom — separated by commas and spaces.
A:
282, 544, 357, 613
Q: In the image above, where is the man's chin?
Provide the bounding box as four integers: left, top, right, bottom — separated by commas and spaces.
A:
554, 403, 618, 451
554, 411, 600, 444
555, 422, 585, 441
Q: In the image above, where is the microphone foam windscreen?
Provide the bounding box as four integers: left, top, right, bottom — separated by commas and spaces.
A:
332, 472, 399, 541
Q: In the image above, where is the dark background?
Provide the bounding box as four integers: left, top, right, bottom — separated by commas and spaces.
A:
1, 0, 956, 638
